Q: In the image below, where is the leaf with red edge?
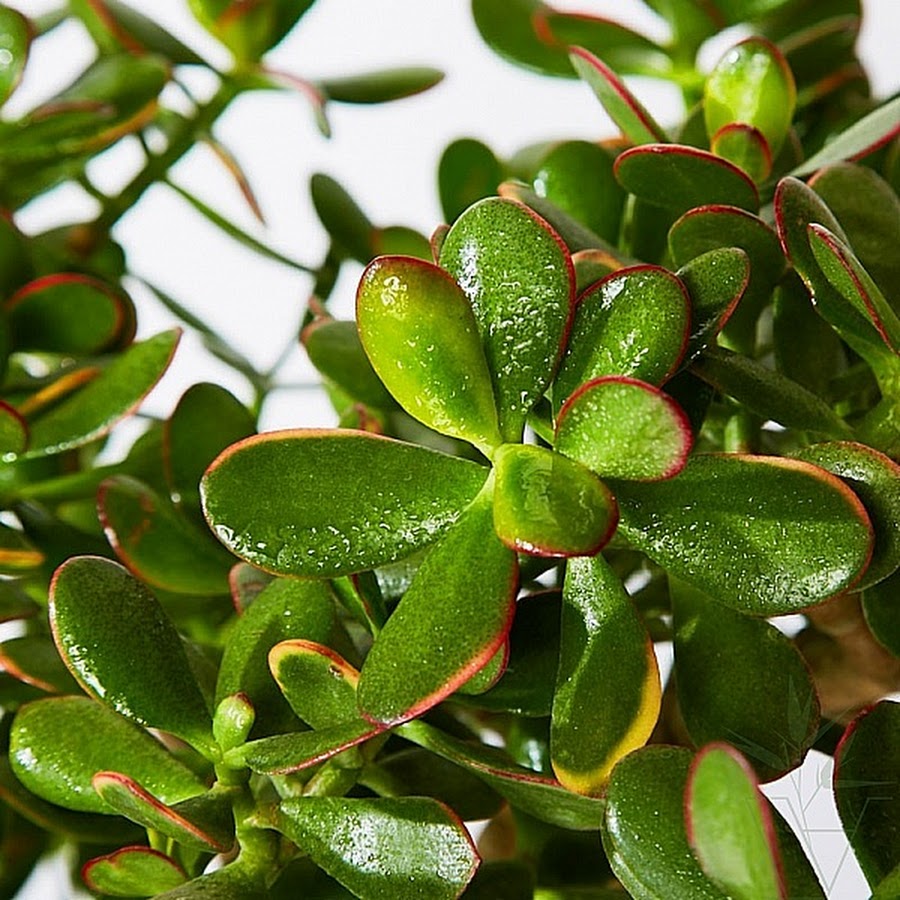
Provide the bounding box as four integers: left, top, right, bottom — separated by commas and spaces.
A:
0, 635, 80, 695
358, 486, 517, 726
556, 376, 693, 482
0, 401, 27, 456
569, 47, 668, 145
438, 197, 575, 442
492, 443, 617, 557
685, 743, 787, 900
83, 846, 187, 897
555, 264, 691, 407
710, 123, 772, 183
615, 144, 759, 214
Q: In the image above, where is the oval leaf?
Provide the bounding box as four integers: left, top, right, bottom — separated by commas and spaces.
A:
0, 7, 30, 106
202, 429, 489, 578
439, 137, 504, 224
83, 847, 187, 897
320, 67, 443, 104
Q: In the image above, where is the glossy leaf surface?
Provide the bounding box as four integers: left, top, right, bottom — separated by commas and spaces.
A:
83, 847, 187, 897
153, 864, 265, 899
357, 255, 502, 453
685, 744, 786, 900
552, 555, 660, 794
25, 330, 180, 459
10, 697, 204, 813
556, 377, 693, 482
673, 581, 818, 781
358, 488, 517, 725
277, 796, 478, 900
202, 430, 489, 577
834, 701, 900, 887
439, 197, 574, 441
556, 265, 690, 406
611, 454, 873, 613
492, 443, 617, 557
50, 557, 213, 754
0, 7, 29, 105
615, 145, 759, 215
710, 123, 772, 183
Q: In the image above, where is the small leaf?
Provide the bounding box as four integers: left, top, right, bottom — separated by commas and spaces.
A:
320, 67, 443, 103
50, 557, 214, 755
833, 700, 900, 887
358, 487, 517, 725
0, 634, 80, 694
439, 197, 574, 442
0, 7, 30, 106
685, 743, 786, 900
556, 376, 693, 482
611, 454, 873, 614
492, 443, 617, 557
569, 47, 668, 145
277, 796, 479, 900
310, 173, 374, 264
710, 123, 772, 183
615, 144, 760, 214
439, 138, 504, 223
24, 329, 180, 459
98, 476, 233, 595
9, 696, 205, 814
83, 846, 187, 897
357, 256, 502, 453
0, 523, 43, 573
202, 429, 489, 577
555, 264, 690, 406
551, 554, 660, 795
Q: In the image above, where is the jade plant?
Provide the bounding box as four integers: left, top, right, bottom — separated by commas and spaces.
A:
0, 0, 899, 898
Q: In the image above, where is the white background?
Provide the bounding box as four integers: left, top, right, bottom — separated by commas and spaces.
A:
7, 1, 900, 897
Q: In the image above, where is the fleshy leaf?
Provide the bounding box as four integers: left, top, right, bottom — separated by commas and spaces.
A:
276, 796, 479, 900
202, 429, 489, 577
710, 123, 772, 183
611, 454, 873, 614
615, 145, 759, 214
569, 47, 667, 145
492, 443, 617, 557
862, 570, 900, 657
83, 847, 187, 897
438, 138, 504, 224
602, 746, 727, 898
0, 523, 43, 573
438, 197, 574, 442
9, 696, 205, 814
0, 401, 27, 456
833, 700, 900, 887
357, 256, 502, 453
358, 487, 517, 725
673, 580, 819, 782
0, 7, 29, 106
50, 557, 214, 755
556, 377, 693, 482
552, 554, 660, 795
685, 744, 786, 900
0, 634, 80, 695
555, 264, 690, 406
310, 173, 375, 263
24, 329, 180, 459
153, 864, 265, 899
92, 773, 233, 852
99, 476, 233, 596
320, 67, 443, 104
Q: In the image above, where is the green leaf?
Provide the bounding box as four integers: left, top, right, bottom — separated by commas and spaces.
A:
439, 138, 504, 224
790, 95, 900, 177
690, 347, 852, 437
439, 197, 574, 442
277, 796, 479, 900
310, 173, 375, 264
673, 580, 819, 782
0, 401, 27, 456
154, 864, 266, 899
615, 144, 760, 215
704, 38, 795, 158
357, 255, 502, 453
834, 701, 900, 887
611, 453, 873, 614
0, 522, 43, 573
555, 264, 690, 407
92, 773, 233, 852
873, 863, 900, 900
556, 377, 693, 482
492, 443, 617, 557
0, 634, 80, 694
358, 487, 517, 725
569, 48, 668, 145
201, 429, 489, 577
24, 329, 180, 459
552, 554, 660, 795
98, 476, 233, 595
710, 124, 772, 184
602, 746, 727, 899
270, 640, 359, 729
399, 720, 605, 831
215, 577, 338, 736
9, 696, 205, 814
83, 847, 187, 897
862, 569, 900, 657
50, 557, 214, 754
0, 6, 29, 106
320, 67, 443, 103
685, 744, 786, 900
